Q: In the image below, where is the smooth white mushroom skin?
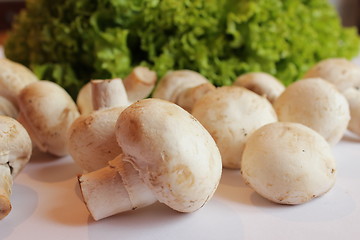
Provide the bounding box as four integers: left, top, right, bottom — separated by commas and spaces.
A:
303, 58, 360, 92
17, 81, 80, 156
67, 107, 125, 172
116, 99, 222, 213
233, 72, 285, 103
273, 78, 350, 146
192, 86, 277, 169
0, 95, 18, 118
76, 83, 92, 115
176, 82, 216, 112
0, 58, 38, 105
241, 122, 336, 205
0, 116, 32, 219
123, 66, 157, 103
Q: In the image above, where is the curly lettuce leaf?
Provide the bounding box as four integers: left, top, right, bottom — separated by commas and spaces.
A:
5, 0, 360, 97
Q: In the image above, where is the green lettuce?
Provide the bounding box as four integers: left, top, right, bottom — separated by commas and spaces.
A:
5, 0, 360, 98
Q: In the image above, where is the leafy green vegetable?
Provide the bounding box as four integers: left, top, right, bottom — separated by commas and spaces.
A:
5, 0, 360, 98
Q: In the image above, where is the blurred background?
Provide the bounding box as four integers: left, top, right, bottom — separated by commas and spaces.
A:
0, 0, 359, 44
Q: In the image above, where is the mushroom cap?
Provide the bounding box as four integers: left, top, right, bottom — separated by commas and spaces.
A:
192, 86, 278, 169
273, 78, 350, 146
0, 95, 18, 118
0, 116, 32, 177
0, 58, 38, 104
152, 70, 209, 102
233, 72, 285, 103
76, 82, 92, 115
343, 87, 360, 136
115, 98, 222, 212
241, 122, 336, 204
17, 81, 80, 156
303, 58, 360, 92
67, 107, 125, 172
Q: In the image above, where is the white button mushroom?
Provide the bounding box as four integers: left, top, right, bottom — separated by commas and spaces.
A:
0, 58, 38, 106
76, 66, 157, 115
0, 116, 32, 220
233, 72, 285, 103
303, 58, 360, 136
192, 86, 278, 169
152, 70, 215, 112
241, 122, 336, 205
273, 78, 350, 146
67, 79, 127, 172
17, 81, 80, 156
78, 98, 222, 220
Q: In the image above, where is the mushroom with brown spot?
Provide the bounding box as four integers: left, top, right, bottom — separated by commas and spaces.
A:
191, 86, 277, 169
241, 122, 336, 204
67, 79, 128, 172
233, 72, 285, 103
17, 81, 80, 156
152, 70, 216, 112
78, 98, 222, 220
0, 116, 32, 220
273, 78, 350, 146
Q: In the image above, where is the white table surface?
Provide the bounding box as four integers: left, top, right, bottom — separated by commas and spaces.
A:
1, 47, 360, 239
1, 132, 360, 240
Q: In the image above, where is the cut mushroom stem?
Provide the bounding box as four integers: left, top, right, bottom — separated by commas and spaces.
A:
76, 67, 156, 115
79, 155, 157, 221
91, 79, 129, 111
0, 163, 12, 220
123, 66, 157, 103
0, 116, 32, 220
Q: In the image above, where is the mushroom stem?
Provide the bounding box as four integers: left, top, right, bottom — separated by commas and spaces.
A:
123, 66, 157, 103
0, 158, 13, 220
91, 79, 129, 111
78, 155, 157, 221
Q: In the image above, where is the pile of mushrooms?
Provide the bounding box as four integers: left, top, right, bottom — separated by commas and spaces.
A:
77, 98, 222, 220
2, 53, 360, 221
76, 66, 157, 115
67, 79, 128, 172
273, 77, 350, 146
303, 58, 360, 136
192, 86, 278, 169
153, 70, 216, 112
